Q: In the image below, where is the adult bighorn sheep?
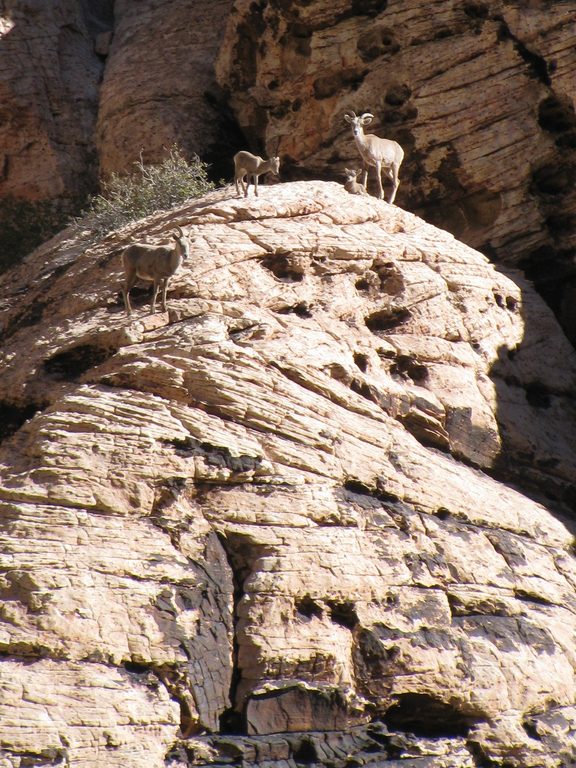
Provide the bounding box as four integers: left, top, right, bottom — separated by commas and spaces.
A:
121, 226, 189, 315
343, 168, 369, 196
233, 151, 280, 197
344, 111, 404, 203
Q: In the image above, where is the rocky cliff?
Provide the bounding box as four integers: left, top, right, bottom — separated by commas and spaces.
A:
0, 181, 575, 766
1, 1, 576, 340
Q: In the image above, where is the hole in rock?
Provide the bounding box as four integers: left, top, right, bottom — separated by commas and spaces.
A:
0, 401, 46, 442
296, 595, 323, 620
365, 308, 411, 333
219, 708, 245, 735
493, 292, 505, 308
350, 378, 378, 403
525, 383, 552, 409
384, 693, 474, 737
505, 296, 518, 311
538, 95, 576, 133
343, 479, 374, 496
355, 277, 372, 292
293, 737, 318, 764
531, 163, 574, 195
123, 661, 150, 675
390, 354, 428, 382
342, 480, 403, 511
463, 1, 489, 19
261, 253, 304, 282
327, 600, 359, 630
385, 84, 412, 107
353, 352, 369, 372
44, 343, 117, 381
357, 25, 398, 62
522, 718, 542, 741
276, 302, 313, 318
372, 261, 405, 294
166, 437, 263, 474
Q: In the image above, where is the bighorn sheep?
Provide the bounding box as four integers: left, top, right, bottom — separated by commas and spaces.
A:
343, 168, 369, 196
121, 226, 189, 315
233, 151, 280, 197
344, 111, 404, 203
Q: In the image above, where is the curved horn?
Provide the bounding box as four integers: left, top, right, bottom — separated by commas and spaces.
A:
344, 110, 357, 123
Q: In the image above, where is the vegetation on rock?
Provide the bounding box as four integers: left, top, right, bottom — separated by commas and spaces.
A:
75, 145, 215, 238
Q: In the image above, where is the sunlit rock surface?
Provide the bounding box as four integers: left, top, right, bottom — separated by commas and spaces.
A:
0, 181, 575, 766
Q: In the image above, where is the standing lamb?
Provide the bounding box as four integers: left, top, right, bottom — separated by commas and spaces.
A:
344, 111, 404, 203
233, 151, 280, 197
121, 226, 189, 315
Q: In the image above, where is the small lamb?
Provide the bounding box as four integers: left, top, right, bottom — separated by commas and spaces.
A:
343, 168, 370, 196
233, 151, 280, 197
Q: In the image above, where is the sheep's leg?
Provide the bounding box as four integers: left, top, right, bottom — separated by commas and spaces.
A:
151, 279, 161, 314
237, 171, 248, 198
374, 160, 384, 200
388, 164, 400, 204
254, 173, 259, 197
123, 270, 137, 315
243, 173, 250, 198
360, 167, 369, 190
235, 173, 241, 197
160, 278, 169, 313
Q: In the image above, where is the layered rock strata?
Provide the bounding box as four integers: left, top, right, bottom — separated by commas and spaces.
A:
215, 0, 576, 337
0, 182, 575, 766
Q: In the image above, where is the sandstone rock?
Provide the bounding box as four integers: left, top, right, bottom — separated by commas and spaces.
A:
2, 0, 576, 345
0, 0, 104, 202
95, 0, 237, 180
215, 0, 576, 340
0, 181, 575, 766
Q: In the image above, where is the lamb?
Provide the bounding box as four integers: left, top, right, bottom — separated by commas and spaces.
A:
233, 151, 280, 197
121, 226, 189, 315
343, 168, 369, 196
344, 111, 404, 203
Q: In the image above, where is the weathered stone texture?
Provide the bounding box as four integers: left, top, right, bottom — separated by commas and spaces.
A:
95, 0, 236, 179
0, 0, 103, 201
215, 0, 576, 339
1, 0, 576, 337
0, 181, 575, 765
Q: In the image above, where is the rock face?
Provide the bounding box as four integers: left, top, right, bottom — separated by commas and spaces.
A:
0, 0, 105, 202
0, 181, 575, 766
95, 0, 238, 180
1, 1, 576, 338
215, 0, 576, 339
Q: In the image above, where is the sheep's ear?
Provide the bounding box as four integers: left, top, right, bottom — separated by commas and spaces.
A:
360, 113, 374, 125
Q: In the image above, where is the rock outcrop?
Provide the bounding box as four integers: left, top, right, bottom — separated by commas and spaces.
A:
0, 181, 575, 766
1, 1, 576, 339
216, 0, 576, 338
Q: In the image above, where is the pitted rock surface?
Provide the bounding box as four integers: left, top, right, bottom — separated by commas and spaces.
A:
0, 182, 575, 766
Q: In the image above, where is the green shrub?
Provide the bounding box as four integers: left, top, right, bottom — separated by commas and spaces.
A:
77, 145, 215, 238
